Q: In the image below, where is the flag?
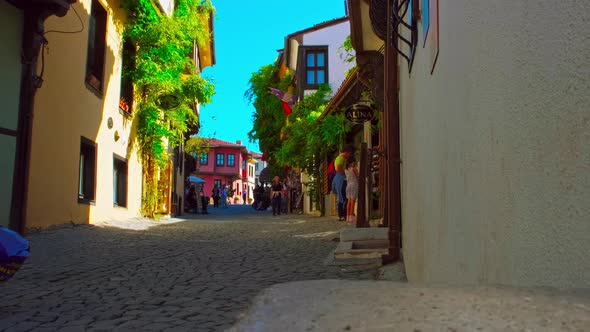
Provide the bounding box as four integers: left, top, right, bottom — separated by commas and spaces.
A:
269, 87, 297, 116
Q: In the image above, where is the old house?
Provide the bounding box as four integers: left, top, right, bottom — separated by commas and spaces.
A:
348, 0, 590, 288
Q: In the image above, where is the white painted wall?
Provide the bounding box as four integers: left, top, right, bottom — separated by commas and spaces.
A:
303, 21, 353, 96
399, 0, 590, 289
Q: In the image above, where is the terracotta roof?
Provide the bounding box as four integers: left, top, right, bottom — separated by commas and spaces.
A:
206, 138, 244, 148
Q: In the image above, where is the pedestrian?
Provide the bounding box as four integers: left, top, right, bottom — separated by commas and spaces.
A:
199, 188, 208, 214
270, 176, 283, 216
345, 156, 359, 223
187, 184, 197, 213
281, 177, 291, 214
221, 185, 228, 208
212, 185, 220, 208
331, 145, 353, 221
242, 189, 247, 205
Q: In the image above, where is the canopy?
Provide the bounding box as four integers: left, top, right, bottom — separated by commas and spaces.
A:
188, 176, 205, 183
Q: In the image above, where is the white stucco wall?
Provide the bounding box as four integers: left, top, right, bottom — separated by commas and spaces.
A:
303, 21, 353, 96
399, 0, 590, 289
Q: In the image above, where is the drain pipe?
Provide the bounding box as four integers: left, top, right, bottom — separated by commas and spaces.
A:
382, 0, 402, 264
10, 2, 73, 234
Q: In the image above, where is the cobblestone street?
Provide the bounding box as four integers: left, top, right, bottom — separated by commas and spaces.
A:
1, 206, 375, 332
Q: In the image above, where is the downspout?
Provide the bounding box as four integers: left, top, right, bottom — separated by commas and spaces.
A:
382, 0, 402, 264
11, 3, 72, 234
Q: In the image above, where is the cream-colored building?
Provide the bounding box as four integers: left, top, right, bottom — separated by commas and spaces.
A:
1, 0, 75, 232
349, 0, 589, 289
21, 0, 214, 228
26, 0, 141, 228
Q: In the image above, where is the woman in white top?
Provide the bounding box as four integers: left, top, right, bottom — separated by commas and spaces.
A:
345, 157, 359, 223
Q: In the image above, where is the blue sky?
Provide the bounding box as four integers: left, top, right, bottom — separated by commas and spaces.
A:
199, 0, 348, 153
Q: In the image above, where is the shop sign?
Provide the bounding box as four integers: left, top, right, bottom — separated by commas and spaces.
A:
345, 103, 375, 124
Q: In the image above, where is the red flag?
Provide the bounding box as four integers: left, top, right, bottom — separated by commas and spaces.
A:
269, 87, 297, 116
280, 101, 292, 116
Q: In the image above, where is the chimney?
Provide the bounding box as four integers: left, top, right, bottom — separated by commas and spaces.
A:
236, 140, 242, 145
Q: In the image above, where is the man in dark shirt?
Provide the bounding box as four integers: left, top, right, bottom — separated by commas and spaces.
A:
270, 176, 283, 216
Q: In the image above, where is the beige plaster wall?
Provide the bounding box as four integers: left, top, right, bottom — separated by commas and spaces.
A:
27, 0, 142, 228
399, 0, 590, 288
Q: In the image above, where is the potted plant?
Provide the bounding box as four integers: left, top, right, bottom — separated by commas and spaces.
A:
119, 97, 130, 113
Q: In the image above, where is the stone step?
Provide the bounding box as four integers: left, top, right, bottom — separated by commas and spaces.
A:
339, 228, 388, 242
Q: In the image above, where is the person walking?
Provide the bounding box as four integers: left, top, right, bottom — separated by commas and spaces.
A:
345, 157, 359, 223
221, 185, 228, 208
281, 177, 289, 214
270, 176, 283, 216
331, 145, 353, 221
212, 185, 220, 208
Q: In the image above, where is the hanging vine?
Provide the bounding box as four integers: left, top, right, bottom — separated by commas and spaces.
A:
274, 85, 352, 213
122, 0, 215, 217
245, 63, 292, 173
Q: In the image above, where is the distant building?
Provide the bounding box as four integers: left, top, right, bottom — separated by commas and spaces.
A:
250, 152, 267, 185
195, 139, 255, 204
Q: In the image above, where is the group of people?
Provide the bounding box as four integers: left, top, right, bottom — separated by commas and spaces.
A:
211, 184, 228, 208
331, 145, 359, 223
185, 183, 208, 214
270, 176, 290, 216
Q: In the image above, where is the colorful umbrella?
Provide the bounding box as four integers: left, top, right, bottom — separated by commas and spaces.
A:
0, 227, 30, 282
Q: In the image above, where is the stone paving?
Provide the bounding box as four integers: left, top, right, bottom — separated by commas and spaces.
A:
0, 205, 376, 332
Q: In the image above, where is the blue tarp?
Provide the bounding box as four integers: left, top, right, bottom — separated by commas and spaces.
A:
0, 227, 29, 260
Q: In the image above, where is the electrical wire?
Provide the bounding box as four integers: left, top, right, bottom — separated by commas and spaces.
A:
44, 4, 85, 35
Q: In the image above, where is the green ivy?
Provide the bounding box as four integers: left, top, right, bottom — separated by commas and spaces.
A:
246, 60, 352, 213
122, 0, 215, 217
275, 86, 352, 212
245, 63, 291, 172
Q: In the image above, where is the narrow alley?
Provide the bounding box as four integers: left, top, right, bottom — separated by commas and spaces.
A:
0, 207, 375, 332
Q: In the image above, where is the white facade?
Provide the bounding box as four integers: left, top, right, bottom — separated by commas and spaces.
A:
399, 0, 590, 289
283, 18, 354, 215
301, 21, 353, 96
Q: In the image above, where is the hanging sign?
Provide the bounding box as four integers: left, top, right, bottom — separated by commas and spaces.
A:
345, 103, 375, 124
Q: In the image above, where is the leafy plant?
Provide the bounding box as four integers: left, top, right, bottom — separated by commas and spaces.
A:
339, 35, 357, 77
122, 0, 215, 217
245, 64, 292, 169
274, 86, 352, 213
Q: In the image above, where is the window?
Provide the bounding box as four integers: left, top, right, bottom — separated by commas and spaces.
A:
227, 154, 235, 167
242, 160, 246, 169
79, 137, 96, 203
200, 152, 208, 165
216, 153, 224, 166
86, 0, 107, 93
214, 179, 222, 188
113, 155, 127, 207
119, 39, 135, 114
255, 163, 259, 171
303, 47, 328, 88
